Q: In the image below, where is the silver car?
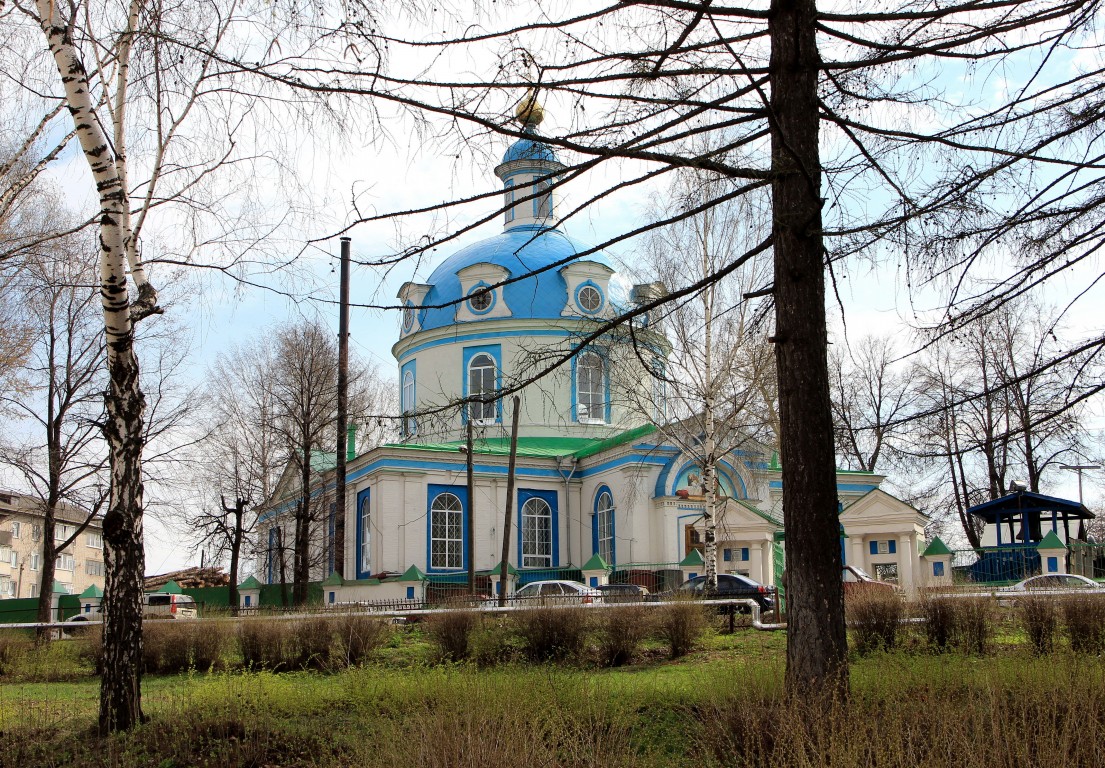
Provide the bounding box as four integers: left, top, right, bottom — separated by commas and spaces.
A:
1003, 574, 1105, 593
506, 580, 603, 605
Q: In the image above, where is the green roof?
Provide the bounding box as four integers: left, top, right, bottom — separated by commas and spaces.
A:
398, 565, 427, 581
922, 537, 952, 557
1037, 531, 1066, 550
237, 575, 263, 590
52, 580, 69, 594
732, 499, 783, 528
79, 584, 103, 598
311, 451, 338, 473
159, 580, 182, 594
382, 425, 659, 461
479, 561, 519, 577
321, 572, 345, 587
572, 424, 658, 460
581, 553, 610, 571
679, 549, 705, 568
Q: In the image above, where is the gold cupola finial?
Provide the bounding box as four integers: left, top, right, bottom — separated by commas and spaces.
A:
515, 89, 544, 129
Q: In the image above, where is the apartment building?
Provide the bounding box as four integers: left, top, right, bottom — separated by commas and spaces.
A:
0, 491, 105, 599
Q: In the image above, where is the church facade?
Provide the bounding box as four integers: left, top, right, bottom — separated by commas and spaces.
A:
255, 100, 931, 601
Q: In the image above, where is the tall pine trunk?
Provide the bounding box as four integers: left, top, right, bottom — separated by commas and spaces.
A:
769, 0, 849, 697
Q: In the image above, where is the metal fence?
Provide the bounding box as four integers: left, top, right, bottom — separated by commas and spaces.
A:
949, 543, 1105, 585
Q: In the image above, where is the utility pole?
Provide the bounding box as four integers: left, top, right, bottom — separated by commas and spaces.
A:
1060, 464, 1101, 505
334, 236, 351, 577
499, 396, 520, 607
465, 418, 475, 594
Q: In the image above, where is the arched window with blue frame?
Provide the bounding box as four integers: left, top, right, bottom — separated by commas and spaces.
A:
401, 360, 417, 437
429, 488, 466, 571
357, 489, 372, 579
593, 487, 615, 565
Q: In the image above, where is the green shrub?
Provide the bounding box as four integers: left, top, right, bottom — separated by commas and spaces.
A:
239, 619, 294, 670
594, 605, 651, 667
847, 589, 903, 654
954, 597, 993, 655
918, 594, 957, 651
291, 617, 338, 670
332, 614, 390, 666
143, 620, 233, 673
655, 600, 706, 659
1019, 595, 1057, 655
1061, 594, 1105, 654
0, 631, 30, 675
515, 605, 589, 662
468, 619, 520, 667
426, 608, 479, 661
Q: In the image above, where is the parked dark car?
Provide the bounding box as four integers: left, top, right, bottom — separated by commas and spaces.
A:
671, 574, 776, 612
596, 583, 650, 603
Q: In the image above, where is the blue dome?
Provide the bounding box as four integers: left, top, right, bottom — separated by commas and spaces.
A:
416, 227, 613, 333
502, 137, 559, 165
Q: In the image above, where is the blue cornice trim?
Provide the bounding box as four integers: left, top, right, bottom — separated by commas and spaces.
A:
398, 329, 572, 361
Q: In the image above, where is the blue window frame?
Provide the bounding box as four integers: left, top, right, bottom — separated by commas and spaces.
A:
723, 548, 732, 562
933, 561, 945, 578
462, 345, 502, 425
869, 539, 897, 555
519, 489, 558, 569
592, 486, 615, 565
741, 547, 750, 562
427, 485, 468, 572
356, 489, 372, 580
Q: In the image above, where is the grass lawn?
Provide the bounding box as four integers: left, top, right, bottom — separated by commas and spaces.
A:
2, 619, 1104, 767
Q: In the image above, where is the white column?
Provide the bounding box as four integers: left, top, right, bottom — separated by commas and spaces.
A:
850, 537, 865, 571
898, 533, 915, 597
760, 540, 773, 585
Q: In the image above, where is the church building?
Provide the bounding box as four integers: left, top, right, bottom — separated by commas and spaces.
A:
255, 98, 930, 602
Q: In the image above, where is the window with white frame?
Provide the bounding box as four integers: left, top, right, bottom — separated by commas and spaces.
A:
468, 353, 497, 423
430, 492, 463, 570
0, 547, 9, 566
8, 550, 16, 567
55, 523, 74, 542
576, 352, 606, 422
10, 521, 19, 539
402, 369, 416, 436
535, 179, 552, 218
0, 578, 13, 597
86, 560, 104, 577
596, 491, 614, 564
87, 533, 102, 549
504, 179, 515, 223
521, 497, 553, 568
32, 524, 41, 541
359, 495, 371, 574
30, 553, 40, 571
58, 553, 75, 571
30, 583, 38, 598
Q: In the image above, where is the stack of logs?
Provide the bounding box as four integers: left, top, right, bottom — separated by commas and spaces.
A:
144, 567, 230, 591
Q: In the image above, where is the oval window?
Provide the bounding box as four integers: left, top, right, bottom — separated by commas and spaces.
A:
469, 288, 493, 312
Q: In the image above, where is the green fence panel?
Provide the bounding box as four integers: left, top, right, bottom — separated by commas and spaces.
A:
257, 581, 323, 607
0, 597, 41, 623
182, 586, 230, 609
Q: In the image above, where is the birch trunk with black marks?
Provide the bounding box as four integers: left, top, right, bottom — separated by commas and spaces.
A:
770, 0, 849, 698
701, 241, 718, 593
35, 0, 158, 733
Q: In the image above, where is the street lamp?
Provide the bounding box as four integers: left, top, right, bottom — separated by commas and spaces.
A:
1060, 464, 1101, 505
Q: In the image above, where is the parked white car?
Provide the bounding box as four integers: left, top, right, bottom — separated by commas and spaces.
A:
1001, 574, 1105, 594
67, 592, 199, 621
496, 580, 603, 606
